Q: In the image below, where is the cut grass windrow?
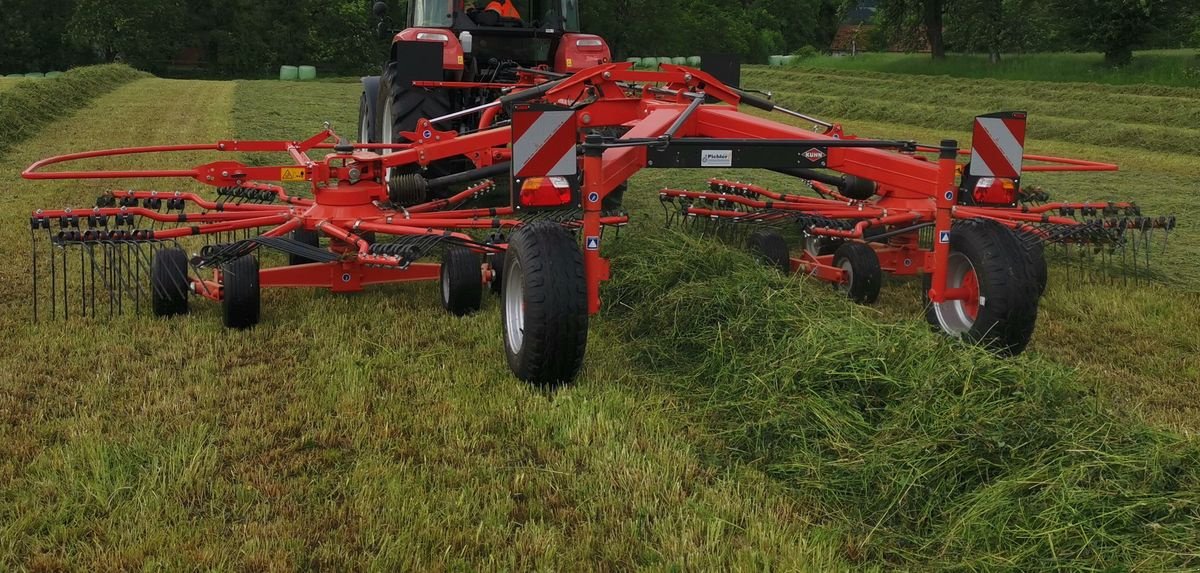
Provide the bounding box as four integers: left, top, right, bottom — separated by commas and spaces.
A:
604, 228, 1200, 570
745, 68, 1200, 128
0, 65, 147, 158
752, 88, 1200, 156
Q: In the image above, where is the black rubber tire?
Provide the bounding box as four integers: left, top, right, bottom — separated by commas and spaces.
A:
746, 229, 791, 274
288, 228, 321, 266
440, 247, 483, 316
379, 61, 452, 138
501, 221, 588, 386
1025, 239, 1049, 295
488, 251, 506, 295
357, 92, 374, 147
832, 242, 882, 304
922, 219, 1040, 356
221, 255, 260, 329
151, 247, 189, 316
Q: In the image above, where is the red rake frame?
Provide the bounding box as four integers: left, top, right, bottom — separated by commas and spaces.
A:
23, 63, 1148, 381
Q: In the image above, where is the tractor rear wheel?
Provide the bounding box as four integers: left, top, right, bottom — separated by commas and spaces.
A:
746, 229, 791, 274
379, 61, 451, 144
357, 92, 375, 149
501, 221, 588, 386
151, 247, 190, 317
221, 254, 260, 329
923, 219, 1040, 355
832, 242, 882, 304
440, 247, 483, 316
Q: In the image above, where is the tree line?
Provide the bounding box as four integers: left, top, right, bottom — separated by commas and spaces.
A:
0, 0, 1195, 76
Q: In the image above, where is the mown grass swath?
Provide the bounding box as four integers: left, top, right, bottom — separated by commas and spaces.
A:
743, 70, 1200, 155
604, 229, 1200, 569
790, 50, 1200, 88
0, 64, 146, 157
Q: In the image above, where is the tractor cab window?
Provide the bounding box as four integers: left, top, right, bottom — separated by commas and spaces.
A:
412, 0, 453, 27
466, 0, 579, 31
514, 0, 580, 31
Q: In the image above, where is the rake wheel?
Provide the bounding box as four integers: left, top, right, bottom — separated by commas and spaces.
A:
151, 248, 190, 317
440, 247, 483, 316
501, 221, 588, 387
222, 255, 260, 329
833, 242, 882, 304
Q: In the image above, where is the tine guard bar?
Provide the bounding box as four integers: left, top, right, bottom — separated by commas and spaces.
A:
21, 128, 415, 182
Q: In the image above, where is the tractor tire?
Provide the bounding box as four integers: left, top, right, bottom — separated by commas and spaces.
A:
440, 247, 483, 316
746, 229, 791, 274
923, 219, 1040, 356
288, 228, 321, 266
357, 92, 375, 149
501, 221, 588, 386
832, 242, 882, 304
151, 247, 190, 317
379, 61, 452, 143
221, 254, 260, 329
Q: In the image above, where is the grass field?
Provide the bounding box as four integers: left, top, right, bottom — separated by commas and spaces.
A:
0, 78, 26, 93
1, 66, 1198, 569
794, 49, 1200, 87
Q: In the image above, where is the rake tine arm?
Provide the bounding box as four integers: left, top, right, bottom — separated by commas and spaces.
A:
406, 181, 495, 213
147, 213, 292, 239
408, 206, 516, 219
956, 207, 1080, 226
34, 207, 291, 224
377, 217, 524, 229
809, 212, 925, 239
659, 188, 866, 213
109, 190, 300, 212
353, 221, 483, 246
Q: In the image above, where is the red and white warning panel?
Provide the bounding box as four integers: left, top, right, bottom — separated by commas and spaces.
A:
968, 111, 1027, 179
512, 104, 579, 178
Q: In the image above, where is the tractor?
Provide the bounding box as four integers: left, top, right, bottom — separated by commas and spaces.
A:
359, 0, 611, 187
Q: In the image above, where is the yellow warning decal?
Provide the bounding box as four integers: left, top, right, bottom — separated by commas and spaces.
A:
280, 167, 306, 182
457, 55, 464, 65
566, 58, 573, 68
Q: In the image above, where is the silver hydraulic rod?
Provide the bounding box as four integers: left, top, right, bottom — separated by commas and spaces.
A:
428, 100, 503, 126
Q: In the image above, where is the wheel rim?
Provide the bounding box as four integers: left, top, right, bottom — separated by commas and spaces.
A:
837, 260, 854, 295
441, 260, 451, 306
934, 252, 981, 336
504, 258, 525, 354
382, 95, 394, 178
359, 97, 370, 145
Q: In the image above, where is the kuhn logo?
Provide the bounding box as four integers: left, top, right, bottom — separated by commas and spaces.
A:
803, 148, 826, 162
700, 149, 733, 167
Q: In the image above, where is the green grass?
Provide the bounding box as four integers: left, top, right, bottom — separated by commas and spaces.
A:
0, 78, 27, 93
604, 229, 1200, 569
0, 76, 852, 570
0, 65, 147, 157
2, 65, 1199, 569
791, 49, 1200, 87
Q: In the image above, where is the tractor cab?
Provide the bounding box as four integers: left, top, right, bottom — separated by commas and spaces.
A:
384, 0, 610, 75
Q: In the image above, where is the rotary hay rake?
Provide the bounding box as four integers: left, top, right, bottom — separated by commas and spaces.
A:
21, 63, 1175, 384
